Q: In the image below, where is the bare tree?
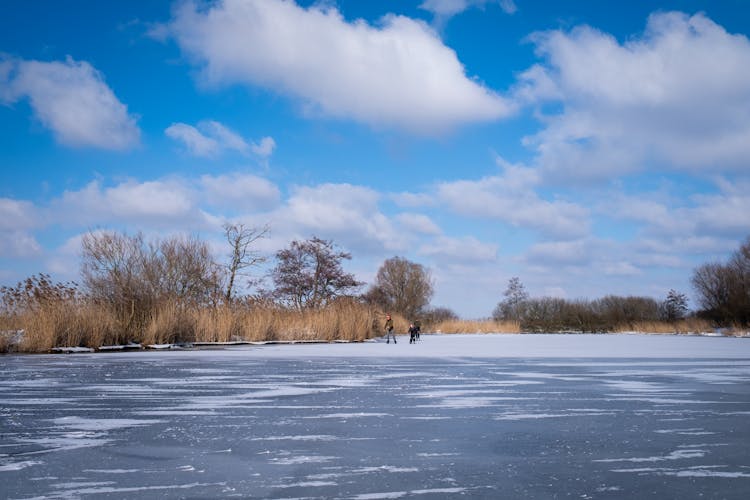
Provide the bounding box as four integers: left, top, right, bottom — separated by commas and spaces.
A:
223, 222, 269, 302
692, 236, 750, 325
661, 289, 688, 322
492, 277, 529, 321
366, 257, 433, 319
271, 237, 362, 310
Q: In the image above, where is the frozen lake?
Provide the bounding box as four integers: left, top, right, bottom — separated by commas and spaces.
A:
2, 333, 750, 499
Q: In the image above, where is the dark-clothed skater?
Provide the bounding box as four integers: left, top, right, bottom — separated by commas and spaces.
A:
408, 323, 418, 344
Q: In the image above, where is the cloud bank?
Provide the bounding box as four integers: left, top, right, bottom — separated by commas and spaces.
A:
165, 0, 513, 134
517, 11, 750, 180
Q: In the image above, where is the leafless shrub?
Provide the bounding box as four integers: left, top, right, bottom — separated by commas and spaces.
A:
81, 231, 223, 340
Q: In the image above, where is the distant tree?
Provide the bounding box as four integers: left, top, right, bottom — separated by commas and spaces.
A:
661, 289, 688, 322
421, 306, 458, 326
223, 222, 269, 302
492, 277, 529, 321
271, 237, 362, 310
692, 236, 750, 326
592, 295, 661, 327
366, 257, 433, 319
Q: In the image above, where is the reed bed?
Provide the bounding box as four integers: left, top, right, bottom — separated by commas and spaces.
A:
431, 319, 521, 334
2, 297, 383, 352
614, 318, 714, 335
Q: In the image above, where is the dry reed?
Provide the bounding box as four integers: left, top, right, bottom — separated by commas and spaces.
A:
615, 318, 714, 335
143, 301, 196, 345
17, 300, 120, 352
431, 319, 521, 334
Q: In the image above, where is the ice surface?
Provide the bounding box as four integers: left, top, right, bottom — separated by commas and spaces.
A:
1, 333, 749, 499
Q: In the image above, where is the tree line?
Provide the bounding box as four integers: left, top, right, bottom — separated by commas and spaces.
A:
492, 237, 750, 331
2, 227, 748, 350
0, 226, 438, 350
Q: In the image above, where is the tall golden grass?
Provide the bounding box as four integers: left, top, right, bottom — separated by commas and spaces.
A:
614, 318, 713, 335
3, 297, 383, 352
430, 319, 521, 334
17, 301, 122, 352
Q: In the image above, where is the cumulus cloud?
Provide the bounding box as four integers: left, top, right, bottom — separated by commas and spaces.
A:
396, 213, 442, 235
516, 11, 750, 180
251, 136, 276, 158
419, 235, 497, 263
272, 183, 404, 254
165, 122, 221, 157
603, 177, 750, 241
200, 172, 281, 211
0, 198, 37, 231
165, 0, 512, 134
166, 119, 274, 160
434, 162, 590, 238
525, 239, 592, 267
0, 56, 140, 150
0, 231, 41, 258
49, 178, 209, 229
420, 0, 517, 19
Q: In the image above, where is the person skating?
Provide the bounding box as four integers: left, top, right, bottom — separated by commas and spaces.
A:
408, 323, 418, 344
414, 319, 421, 341
384, 314, 396, 343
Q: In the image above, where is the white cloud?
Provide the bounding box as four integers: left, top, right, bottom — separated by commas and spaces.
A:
603, 177, 750, 240
419, 235, 497, 263
271, 183, 404, 254
396, 213, 442, 235
251, 136, 276, 158
391, 191, 437, 208
420, 0, 517, 18
525, 239, 591, 267
202, 120, 249, 153
1, 56, 140, 150
435, 164, 590, 238
0, 198, 37, 230
516, 11, 750, 179
166, 0, 512, 134
200, 173, 281, 211
49, 178, 209, 229
0, 230, 41, 258
165, 120, 271, 159
165, 122, 220, 157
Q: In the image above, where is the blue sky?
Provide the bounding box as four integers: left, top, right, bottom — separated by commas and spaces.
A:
2, 0, 750, 318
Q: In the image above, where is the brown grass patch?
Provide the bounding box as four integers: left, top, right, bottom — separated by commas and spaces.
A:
431, 319, 521, 334
615, 318, 714, 335
17, 301, 120, 352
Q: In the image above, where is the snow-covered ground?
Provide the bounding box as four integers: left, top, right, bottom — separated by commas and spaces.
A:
2, 333, 750, 499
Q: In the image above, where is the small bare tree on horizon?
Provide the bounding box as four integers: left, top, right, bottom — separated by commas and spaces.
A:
223, 222, 270, 302
493, 277, 529, 321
